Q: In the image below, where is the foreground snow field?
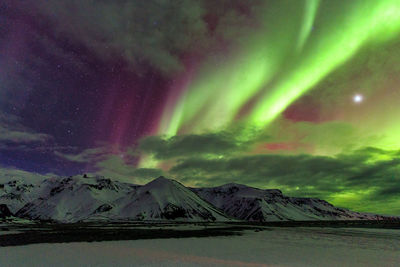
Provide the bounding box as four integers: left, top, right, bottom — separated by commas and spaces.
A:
1, 227, 399, 267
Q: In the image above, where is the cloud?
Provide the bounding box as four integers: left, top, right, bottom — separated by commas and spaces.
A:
0, 113, 52, 143
54, 147, 111, 163
54, 145, 165, 183
7, 0, 261, 76
139, 125, 265, 160
0, 128, 49, 143
94, 155, 163, 184
169, 153, 354, 189
18, 0, 206, 75
139, 119, 381, 161
140, 134, 241, 160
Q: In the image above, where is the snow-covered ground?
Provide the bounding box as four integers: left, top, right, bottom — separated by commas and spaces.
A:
1, 227, 399, 267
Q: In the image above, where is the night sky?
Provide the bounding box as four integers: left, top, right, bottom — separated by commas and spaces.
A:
1, 0, 400, 215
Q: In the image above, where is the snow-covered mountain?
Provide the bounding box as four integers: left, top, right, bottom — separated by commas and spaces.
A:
192, 183, 387, 221
16, 176, 137, 222
11, 176, 230, 223
0, 175, 394, 223
102, 176, 230, 221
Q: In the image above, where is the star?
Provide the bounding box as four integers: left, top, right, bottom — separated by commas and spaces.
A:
353, 94, 363, 103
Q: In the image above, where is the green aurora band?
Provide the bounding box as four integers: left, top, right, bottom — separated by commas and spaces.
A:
159, 0, 400, 136
137, 0, 400, 215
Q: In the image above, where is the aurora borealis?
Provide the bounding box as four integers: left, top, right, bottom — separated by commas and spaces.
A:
1, 0, 400, 215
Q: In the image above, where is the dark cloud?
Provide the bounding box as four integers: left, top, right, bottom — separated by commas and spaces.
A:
170, 153, 355, 190
93, 155, 163, 183
376, 185, 400, 199
54, 146, 111, 163
0, 112, 90, 176
32, 0, 206, 75
0, 113, 51, 143
6, 0, 261, 76
139, 128, 261, 160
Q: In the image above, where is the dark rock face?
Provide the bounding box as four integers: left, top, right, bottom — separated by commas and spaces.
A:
0, 204, 13, 218
15, 203, 35, 218
85, 179, 119, 191
50, 186, 65, 196
94, 204, 113, 214
161, 204, 188, 219
159, 204, 217, 221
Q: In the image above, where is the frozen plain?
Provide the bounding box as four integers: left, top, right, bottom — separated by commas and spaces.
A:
1, 227, 400, 267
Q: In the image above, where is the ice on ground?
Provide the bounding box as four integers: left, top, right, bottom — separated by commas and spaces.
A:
1, 227, 400, 267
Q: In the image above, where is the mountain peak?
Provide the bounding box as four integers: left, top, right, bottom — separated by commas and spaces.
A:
114, 176, 231, 222
146, 176, 174, 186
142, 177, 186, 193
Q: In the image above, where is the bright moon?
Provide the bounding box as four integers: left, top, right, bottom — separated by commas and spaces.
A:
353, 94, 363, 103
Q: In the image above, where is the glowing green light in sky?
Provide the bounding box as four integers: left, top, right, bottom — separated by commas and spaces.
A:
297, 0, 320, 52
159, 0, 400, 137
250, 0, 400, 127
160, 1, 307, 136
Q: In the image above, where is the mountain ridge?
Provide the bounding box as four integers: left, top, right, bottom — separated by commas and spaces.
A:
1, 175, 397, 223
